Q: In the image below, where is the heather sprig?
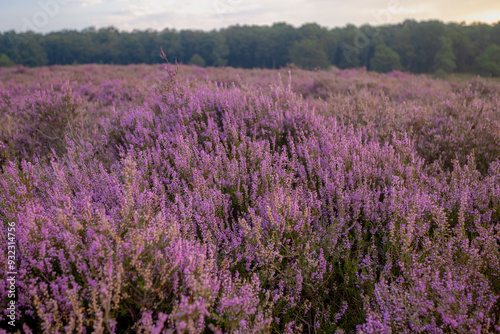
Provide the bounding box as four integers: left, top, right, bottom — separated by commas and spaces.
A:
0, 64, 499, 333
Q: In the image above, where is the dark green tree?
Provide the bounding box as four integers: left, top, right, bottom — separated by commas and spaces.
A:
221, 25, 258, 68
433, 36, 456, 73
187, 31, 228, 67
179, 30, 204, 64
1, 20, 500, 75
407, 20, 446, 73
92, 27, 120, 64
447, 22, 472, 72
0, 53, 14, 67
491, 21, 500, 46
475, 44, 500, 77
333, 24, 361, 69
2, 31, 48, 67
369, 44, 402, 73
289, 39, 330, 70
253, 26, 273, 68
158, 28, 182, 63
252, 23, 298, 68
392, 24, 416, 70
118, 31, 147, 64
189, 53, 206, 67
269, 22, 298, 68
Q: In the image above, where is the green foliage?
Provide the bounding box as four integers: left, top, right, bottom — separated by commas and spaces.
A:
433, 69, 448, 79
407, 21, 446, 73
0, 53, 14, 67
1, 31, 48, 67
370, 44, 402, 73
333, 24, 362, 69
475, 44, 500, 77
189, 53, 206, 67
433, 36, 456, 73
391, 24, 416, 71
289, 39, 330, 70
1, 20, 500, 76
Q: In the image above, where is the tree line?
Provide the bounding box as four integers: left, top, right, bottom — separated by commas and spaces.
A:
1, 20, 500, 76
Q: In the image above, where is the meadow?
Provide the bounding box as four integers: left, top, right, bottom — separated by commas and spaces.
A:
0, 62, 499, 333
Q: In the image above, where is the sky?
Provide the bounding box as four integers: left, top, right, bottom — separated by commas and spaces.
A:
1, 0, 499, 33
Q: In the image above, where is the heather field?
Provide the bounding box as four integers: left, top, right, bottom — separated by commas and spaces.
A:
0, 63, 500, 333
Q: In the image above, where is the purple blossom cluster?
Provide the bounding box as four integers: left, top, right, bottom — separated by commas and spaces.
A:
0, 64, 499, 333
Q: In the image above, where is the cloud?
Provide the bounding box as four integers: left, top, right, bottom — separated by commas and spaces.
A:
1, 0, 499, 33
62, 0, 103, 5
102, 0, 500, 31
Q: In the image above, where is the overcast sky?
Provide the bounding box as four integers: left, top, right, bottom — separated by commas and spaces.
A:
1, 0, 499, 33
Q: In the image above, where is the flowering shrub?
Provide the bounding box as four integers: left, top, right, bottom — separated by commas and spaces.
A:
0, 64, 499, 333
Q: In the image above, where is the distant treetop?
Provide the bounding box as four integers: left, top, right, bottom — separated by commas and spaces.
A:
1, 20, 499, 76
